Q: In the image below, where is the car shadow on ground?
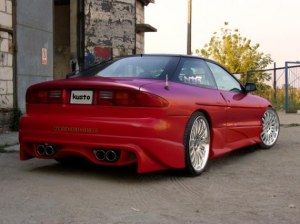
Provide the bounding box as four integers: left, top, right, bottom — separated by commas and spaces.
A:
26, 145, 262, 182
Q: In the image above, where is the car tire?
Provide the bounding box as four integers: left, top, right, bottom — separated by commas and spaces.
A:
184, 112, 210, 176
259, 107, 280, 149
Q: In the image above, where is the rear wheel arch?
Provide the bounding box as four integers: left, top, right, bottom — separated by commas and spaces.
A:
191, 109, 212, 128
184, 109, 213, 145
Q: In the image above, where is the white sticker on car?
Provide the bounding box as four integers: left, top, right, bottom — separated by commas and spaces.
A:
70, 90, 93, 104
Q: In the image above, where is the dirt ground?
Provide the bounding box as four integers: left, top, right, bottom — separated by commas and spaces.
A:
0, 126, 299, 224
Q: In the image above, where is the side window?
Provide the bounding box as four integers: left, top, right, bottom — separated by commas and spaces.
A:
207, 62, 242, 92
177, 59, 216, 88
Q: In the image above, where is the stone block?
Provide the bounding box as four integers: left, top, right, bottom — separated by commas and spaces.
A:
0, 31, 9, 39
0, 52, 8, 66
0, 0, 5, 12
7, 0, 12, 14
0, 94, 13, 108
0, 80, 6, 94
0, 12, 12, 27
0, 38, 9, 52
7, 53, 12, 66
7, 80, 13, 94
0, 67, 13, 80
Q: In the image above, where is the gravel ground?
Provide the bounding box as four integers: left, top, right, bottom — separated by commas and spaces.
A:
0, 125, 299, 224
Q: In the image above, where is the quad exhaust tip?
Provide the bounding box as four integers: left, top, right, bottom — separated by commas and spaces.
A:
94, 149, 119, 162
37, 145, 46, 155
95, 150, 106, 161
37, 144, 58, 157
45, 145, 56, 156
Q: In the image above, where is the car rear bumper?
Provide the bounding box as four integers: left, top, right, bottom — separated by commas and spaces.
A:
19, 114, 187, 173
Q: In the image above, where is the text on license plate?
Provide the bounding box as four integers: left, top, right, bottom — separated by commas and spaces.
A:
70, 90, 93, 104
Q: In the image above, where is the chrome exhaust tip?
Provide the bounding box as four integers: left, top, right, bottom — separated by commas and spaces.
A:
94, 149, 119, 162
95, 150, 106, 161
37, 144, 58, 157
45, 145, 56, 156
106, 150, 118, 162
37, 145, 46, 155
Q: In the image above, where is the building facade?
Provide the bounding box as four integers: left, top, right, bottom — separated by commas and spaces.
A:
0, 0, 155, 132
0, 0, 13, 132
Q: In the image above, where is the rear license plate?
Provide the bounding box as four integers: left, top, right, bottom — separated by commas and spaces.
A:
70, 90, 93, 104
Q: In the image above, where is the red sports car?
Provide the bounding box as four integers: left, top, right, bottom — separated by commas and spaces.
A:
19, 55, 280, 176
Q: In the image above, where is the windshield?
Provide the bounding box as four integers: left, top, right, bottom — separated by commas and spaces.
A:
93, 56, 179, 79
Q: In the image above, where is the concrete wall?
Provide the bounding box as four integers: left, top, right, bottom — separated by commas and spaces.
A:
84, 0, 135, 65
54, 4, 70, 80
135, 0, 144, 54
70, 0, 78, 70
16, 0, 53, 112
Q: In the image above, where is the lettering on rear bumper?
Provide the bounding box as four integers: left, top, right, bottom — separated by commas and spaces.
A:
53, 126, 98, 133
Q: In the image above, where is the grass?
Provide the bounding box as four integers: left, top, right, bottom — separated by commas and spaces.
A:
281, 123, 300, 128
255, 86, 300, 113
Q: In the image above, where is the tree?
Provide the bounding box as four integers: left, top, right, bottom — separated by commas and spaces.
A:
196, 22, 272, 84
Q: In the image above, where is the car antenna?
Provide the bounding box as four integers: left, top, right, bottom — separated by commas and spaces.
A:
165, 74, 169, 90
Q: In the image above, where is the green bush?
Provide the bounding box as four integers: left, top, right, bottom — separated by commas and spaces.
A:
254, 85, 300, 112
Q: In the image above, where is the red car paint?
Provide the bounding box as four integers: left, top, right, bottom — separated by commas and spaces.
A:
19, 55, 272, 173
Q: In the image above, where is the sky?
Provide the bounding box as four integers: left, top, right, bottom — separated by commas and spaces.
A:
144, 0, 300, 68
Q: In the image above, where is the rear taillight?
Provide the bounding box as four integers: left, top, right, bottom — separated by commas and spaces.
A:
97, 90, 168, 107
26, 89, 63, 104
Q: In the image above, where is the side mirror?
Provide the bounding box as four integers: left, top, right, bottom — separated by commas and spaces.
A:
245, 83, 257, 92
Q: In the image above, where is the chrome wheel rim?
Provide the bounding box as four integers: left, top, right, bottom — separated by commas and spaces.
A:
189, 117, 210, 171
261, 109, 279, 146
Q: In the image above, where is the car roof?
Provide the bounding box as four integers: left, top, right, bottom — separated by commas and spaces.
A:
119, 53, 205, 60
119, 54, 221, 65
119, 54, 230, 73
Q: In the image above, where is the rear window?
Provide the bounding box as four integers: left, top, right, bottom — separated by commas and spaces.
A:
95, 56, 178, 79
